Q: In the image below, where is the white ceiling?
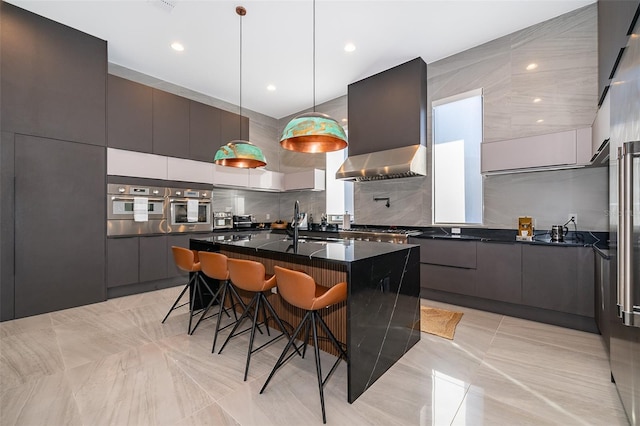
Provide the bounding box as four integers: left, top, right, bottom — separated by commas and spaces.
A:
8, 0, 595, 119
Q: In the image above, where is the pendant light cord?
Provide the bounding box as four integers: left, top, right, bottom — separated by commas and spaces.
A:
239, 8, 243, 138
312, 0, 316, 113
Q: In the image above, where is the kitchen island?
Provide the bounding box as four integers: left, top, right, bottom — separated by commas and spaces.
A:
190, 232, 420, 403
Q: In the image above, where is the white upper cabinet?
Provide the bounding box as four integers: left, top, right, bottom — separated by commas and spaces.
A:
107, 148, 167, 179
284, 169, 326, 191
248, 169, 284, 192
167, 157, 214, 184
212, 164, 249, 188
481, 128, 592, 174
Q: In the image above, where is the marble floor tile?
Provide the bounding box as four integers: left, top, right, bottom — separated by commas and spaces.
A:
0, 312, 52, 338
0, 288, 627, 426
0, 327, 65, 389
0, 371, 83, 426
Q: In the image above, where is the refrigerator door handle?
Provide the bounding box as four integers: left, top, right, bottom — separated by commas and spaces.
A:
618, 141, 640, 327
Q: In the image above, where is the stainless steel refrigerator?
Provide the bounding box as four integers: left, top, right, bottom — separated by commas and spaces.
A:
610, 18, 640, 426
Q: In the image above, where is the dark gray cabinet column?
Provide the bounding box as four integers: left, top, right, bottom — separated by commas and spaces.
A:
152, 90, 190, 158
1, 132, 16, 321
139, 235, 168, 282
1, 2, 106, 146
107, 238, 139, 288
14, 135, 106, 317
107, 75, 153, 152
476, 242, 522, 304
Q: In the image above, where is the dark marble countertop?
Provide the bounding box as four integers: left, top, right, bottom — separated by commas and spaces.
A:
191, 232, 416, 263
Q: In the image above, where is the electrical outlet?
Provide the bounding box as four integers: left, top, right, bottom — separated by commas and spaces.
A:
266, 213, 270, 220
568, 213, 577, 225
271, 286, 278, 294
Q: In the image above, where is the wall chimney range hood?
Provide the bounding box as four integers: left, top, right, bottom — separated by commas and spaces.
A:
337, 57, 427, 182
335, 144, 426, 181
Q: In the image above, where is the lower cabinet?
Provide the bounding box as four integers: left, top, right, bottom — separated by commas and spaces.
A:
107, 234, 193, 289
107, 238, 139, 288
139, 235, 168, 282
414, 238, 595, 323
522, 245, 594, 317
476, 242, 522, 304
595, 251, 611, 353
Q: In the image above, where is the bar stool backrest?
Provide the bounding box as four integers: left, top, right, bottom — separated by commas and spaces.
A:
198, 252, 229, 281
227, 258, 267, 292
273, 266, 317, 310
172, 246, 200, 273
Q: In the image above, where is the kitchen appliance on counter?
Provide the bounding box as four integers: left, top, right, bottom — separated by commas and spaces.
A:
213, 211, 233, 229
517, 216, 533, 241
167, 188, 212, 233
233, 214, 253, 228
550, 224, 567, 242
107, 184, 167, 236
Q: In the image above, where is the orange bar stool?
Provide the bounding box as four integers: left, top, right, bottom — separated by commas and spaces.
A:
162, 246, 221, 335
217, 258, 293, 381
260, 266, 348, 424
197, 251, 249, 352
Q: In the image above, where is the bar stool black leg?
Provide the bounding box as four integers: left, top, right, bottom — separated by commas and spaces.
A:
161, 274, 193, 324
311, 312, 327, 424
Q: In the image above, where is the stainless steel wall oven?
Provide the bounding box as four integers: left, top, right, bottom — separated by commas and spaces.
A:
167, 188, 212, 233
107, 184, 167, 236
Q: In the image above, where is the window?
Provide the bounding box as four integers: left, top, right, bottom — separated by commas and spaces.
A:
432, 89, 483, 224
326, 147, 353, 216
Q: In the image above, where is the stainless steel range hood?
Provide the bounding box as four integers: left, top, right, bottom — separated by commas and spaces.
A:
335, 144, 427, 181
336, 57, 428, 182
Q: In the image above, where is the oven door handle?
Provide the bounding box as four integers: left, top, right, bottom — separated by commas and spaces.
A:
169, 198, 211, 204
110, 196, 166, 202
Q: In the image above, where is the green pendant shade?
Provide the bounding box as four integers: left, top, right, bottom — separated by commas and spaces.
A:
280, 112, 348, 153
214, 140, 266, 168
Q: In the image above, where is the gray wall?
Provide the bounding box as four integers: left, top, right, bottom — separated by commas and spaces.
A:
350, 3, 607, 231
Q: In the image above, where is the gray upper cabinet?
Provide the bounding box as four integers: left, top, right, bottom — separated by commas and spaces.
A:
152, 89, 190, 158
220, 109, 250, 144
189, 101, 221, 163
597, 0, 640, 104
14, 135, 106, 317
1, 2, 107, 146
476, 242, 522, 304
347, 57, 426, 156
107, 75, 153, 152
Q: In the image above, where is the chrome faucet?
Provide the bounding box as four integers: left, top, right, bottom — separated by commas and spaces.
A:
292, 200, 300, 246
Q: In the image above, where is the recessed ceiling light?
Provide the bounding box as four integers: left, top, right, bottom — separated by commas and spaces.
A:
533, 97, 542, 103
526, 63, 538, 71
341, 118, 348, 123
344, 43, 356, 53
171, 42, 184, 52
266, 84, 276, 92
536, 119, 544, 123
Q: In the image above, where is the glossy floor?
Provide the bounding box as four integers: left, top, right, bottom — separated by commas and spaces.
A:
0, 286, 629, 425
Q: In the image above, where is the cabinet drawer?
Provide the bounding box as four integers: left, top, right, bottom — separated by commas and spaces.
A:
419, 239, 477, 268
420, 264, 475, 296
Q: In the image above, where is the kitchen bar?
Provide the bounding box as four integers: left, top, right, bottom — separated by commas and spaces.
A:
190, 232, 421, 403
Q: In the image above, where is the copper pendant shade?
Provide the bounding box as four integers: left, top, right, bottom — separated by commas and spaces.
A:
279, 0, 347, 153
214, 6, 267, 168
280, 112, 347, 153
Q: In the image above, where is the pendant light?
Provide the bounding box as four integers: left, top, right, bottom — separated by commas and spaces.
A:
279, 0, 348, 153
214, 6, 266, 168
